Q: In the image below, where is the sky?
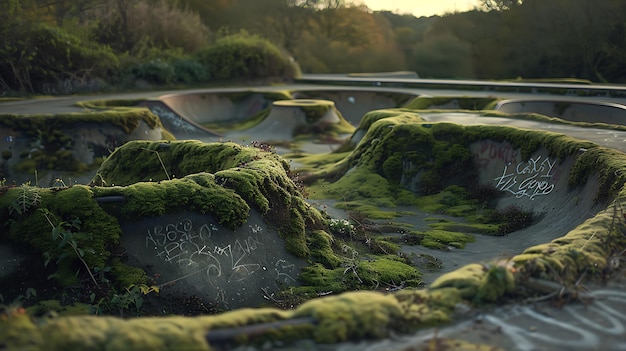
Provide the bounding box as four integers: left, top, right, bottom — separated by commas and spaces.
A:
358, 0, 483, 17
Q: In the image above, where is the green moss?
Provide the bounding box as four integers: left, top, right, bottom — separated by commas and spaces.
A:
0, 109, 171, 177
568, 147, 626, 202
94, 173, 250, 230
111, 259, 149, 287
358, 255, 422, 287
476, 265, 515, 302
293, 291, 403, 343
419, 229, 475, 250
429, 263, 486, 299
298, 251, 421, 295
333, 202, 399, 219
3, 185, 120, 269
403, 96, 499, 110
0, 108, 164, 136
515, 196, 625, 283
92, 140, 326, 258
308, 230, 341, 268
76, 99, 147, 109
427, 219, 500, 236
26, 300, 93, 317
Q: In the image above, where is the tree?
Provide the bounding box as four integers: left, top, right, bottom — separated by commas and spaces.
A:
410, 33, 473, 78
480, 0, 522, 11
32, 0, 104, 27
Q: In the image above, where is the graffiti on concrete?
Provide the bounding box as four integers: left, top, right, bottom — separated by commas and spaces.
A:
120, 211, 305, 308
145, 219, 279, 284
494, 156, 557, 200
475, 140, 521, 170
481, 289, 626, 351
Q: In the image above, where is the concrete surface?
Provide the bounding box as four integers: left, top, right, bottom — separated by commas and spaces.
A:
120, 210, 306, 309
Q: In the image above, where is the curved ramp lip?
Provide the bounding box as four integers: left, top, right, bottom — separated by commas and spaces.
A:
494, 99, 626, 111
140, 99, 223, 138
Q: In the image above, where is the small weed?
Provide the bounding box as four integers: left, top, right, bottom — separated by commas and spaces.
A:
9, 182, 41, 215
40, 209, 99, 287
328, 218, 356, 236
91, 284, 159, 317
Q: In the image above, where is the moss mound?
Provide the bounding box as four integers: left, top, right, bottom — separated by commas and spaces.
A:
91, 140, 325, 257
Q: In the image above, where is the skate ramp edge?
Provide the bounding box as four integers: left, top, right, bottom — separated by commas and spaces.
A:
495, 99, 626, 125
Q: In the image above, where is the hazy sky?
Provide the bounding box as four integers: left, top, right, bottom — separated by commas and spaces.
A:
359, 0, 482, 17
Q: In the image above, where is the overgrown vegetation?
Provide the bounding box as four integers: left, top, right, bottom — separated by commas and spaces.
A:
2, 0, 624, 95
0, 139, 426, 319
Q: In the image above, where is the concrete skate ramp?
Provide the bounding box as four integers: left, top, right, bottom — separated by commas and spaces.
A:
159, 91, 275, 125
228, 99, 343, 141
495, 99, 626, 124
153, 89, 418, 138
406, 141, 605, 282
332, 111, 620, 286
292, 89, 418, 125
139, 100, 221, 139
119, 210, 305, 309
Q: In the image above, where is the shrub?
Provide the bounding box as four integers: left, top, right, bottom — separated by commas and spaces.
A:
90, 0, 211, 54
194, 32, 301, 82
172, 59, 211, 84
0, 22, 119, 94
128, 59, 175, 84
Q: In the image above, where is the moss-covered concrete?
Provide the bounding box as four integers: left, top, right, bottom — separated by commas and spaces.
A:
0, 140, 326, 291
2, 106, 626, 350
0, 108, 173, 182
2, 139, 428, 316
0, 109, 164, 137
404, 96, 500, 110
1, 172, 625, 349
305, 110, 614, 239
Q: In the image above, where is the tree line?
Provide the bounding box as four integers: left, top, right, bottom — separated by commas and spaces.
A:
1, 0, 624, 94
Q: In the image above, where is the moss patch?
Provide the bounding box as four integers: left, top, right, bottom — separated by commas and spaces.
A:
91, 140, 327, 258
1, 185, 122, 282
0, 108, 164, 136
404, 96, 499, 110
0, 108, 171, 177
93, 173, 250, 230
419, 229, 475, 250
292, 291, 403, 343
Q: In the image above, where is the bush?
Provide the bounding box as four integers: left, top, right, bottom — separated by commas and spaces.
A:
194, 32, 300, 82
128, 59, 175, 84
0, 22, 119, 94
172, 59, 211, 84
90, 0, 211, 54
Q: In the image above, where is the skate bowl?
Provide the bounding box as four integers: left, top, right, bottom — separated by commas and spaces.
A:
141, 89, 419, 139
3, 111, 626, 350
2, 81, 626, 350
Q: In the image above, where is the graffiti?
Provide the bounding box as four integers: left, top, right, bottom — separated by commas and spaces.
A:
146, 219, 263, 283
480, 289, 626, 351
476, 141, 520, 169
494, 156, 556, 199
212, 237, 261, 282
274, 259, 297, 284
